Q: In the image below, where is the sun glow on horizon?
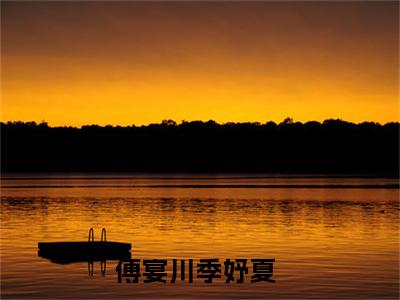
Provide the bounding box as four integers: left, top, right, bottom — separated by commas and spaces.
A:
1, 1, 399, 126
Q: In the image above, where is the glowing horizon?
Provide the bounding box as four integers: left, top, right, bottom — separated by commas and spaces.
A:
1, 1, 399, 127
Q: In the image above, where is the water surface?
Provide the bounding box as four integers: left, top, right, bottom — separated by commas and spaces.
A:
1, 175, 399, 298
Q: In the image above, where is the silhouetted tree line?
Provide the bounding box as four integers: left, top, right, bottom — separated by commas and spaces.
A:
1, 119, 399, 174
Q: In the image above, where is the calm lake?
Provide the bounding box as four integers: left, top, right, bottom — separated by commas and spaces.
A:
1, 174, 399, 299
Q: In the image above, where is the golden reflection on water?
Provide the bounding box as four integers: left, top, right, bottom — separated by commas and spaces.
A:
1, 176, 399, 298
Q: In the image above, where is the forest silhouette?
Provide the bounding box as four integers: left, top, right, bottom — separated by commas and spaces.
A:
1, 119, 398, 175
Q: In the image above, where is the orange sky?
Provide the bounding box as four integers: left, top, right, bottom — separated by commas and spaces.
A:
1, 1, 399, 126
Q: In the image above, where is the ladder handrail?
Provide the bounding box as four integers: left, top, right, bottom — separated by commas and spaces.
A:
101, 228, 107, 242
88, 228, 94, 242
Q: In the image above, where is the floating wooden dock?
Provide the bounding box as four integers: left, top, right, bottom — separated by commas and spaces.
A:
38, 241, 131, 253
38, 228, 132, 264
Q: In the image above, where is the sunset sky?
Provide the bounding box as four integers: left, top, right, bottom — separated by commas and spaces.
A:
1, 1, 399, 126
